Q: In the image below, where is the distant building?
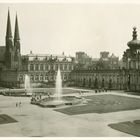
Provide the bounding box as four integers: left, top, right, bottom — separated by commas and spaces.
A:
97, 52, 119, 69
75, 51, 119, 70
76, 52, 92, 65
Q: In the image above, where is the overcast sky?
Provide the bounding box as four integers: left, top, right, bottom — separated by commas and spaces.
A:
0, 2, 140, 58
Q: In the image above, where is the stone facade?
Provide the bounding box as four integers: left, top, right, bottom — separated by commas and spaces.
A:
70, 27, 140, 92
70, 69, 125, 90
17, 53, 75, 87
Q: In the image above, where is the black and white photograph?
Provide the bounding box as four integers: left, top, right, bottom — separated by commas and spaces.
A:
0, 0, 140, 137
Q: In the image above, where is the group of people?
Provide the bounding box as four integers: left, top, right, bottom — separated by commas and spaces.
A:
31, 93, 42, 102
31, 92, 52, 102
95, 88, 110, 93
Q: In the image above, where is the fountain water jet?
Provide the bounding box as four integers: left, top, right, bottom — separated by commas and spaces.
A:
55, 68, 62, 101
24, 74, 32, 96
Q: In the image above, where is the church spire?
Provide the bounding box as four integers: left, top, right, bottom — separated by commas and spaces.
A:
6, 9, 12, 38
132, 26, 137, 40
14, 13, 20, 41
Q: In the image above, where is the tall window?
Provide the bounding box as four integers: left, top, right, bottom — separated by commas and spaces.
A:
35, 75, 39, 81
50, 64, 53, 70
64, 64, 67, 70
48, 64, 50, 70
40, 64, 43, 71
45, 64, 48, 70
30, 75, 34, 81
67, 64, 69, 70
30, 64, 34, 71
45, 75, 48, 81
71, 65, 74, 70
60, 64, 63, 70
40, 75, 43, 81
35, 64, 39, 71
63, 74, 67, 81
69, 65, 72, 70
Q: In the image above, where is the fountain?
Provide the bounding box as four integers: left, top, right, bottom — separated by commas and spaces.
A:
31, 69, 83, 107
46, 68, 65, 107
24, 74, 32, 96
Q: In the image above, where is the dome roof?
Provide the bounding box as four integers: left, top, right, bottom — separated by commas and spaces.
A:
127, 39, 140, 47
127, 27, 140, 48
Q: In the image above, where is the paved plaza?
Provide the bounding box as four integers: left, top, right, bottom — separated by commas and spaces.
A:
0, 89, 140, 137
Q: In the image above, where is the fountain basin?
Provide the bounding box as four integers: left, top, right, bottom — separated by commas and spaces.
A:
31, 96, 83, 108
40, 100, 65, 108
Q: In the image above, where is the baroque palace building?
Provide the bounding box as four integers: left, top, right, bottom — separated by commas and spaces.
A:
71, 27, 140, 92
0, 10, 75, 88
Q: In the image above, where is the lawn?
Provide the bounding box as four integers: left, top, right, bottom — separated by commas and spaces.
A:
108, 120, 140, 137
55, 94, 140, 115
0, 114, 17, 125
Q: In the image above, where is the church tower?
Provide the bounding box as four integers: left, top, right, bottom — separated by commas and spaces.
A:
13, 13, 21, 69
5, 10, 21, 70
5, 9, 14, 69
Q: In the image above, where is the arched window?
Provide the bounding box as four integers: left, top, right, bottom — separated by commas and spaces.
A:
40, 75, 43, 81
35, 64, 39, 71
50, 64, 53, 70
45, 75, 48, 80
30, 75, 34, 81
63, 74, 67, 81
35, 75, 39, 81
60, 64, 63, 70
48, 64, 50, 70
64, 64, 67, 70
45, 64, 48, 70
69, 65, 72, 70
71, 65, 74, 70
40, 64, 43, 71
30, 64, 34, 71
67, 64, 69, 70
